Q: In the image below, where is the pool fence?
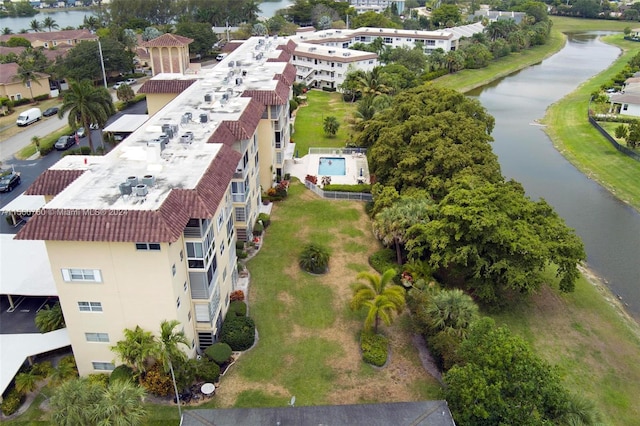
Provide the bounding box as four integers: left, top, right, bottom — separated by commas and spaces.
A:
304, 180, 373, 202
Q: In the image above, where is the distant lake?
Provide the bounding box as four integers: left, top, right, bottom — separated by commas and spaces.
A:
1, 10, 95, 34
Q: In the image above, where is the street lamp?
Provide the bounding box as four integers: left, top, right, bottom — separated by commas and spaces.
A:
98, 40, 107, 89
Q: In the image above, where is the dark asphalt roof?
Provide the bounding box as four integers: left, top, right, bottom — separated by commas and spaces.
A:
181, 400, 456, 426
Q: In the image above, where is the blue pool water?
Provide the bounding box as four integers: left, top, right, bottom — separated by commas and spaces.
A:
318, 157, 346, 175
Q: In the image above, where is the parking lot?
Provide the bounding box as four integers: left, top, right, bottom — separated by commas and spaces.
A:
0, 296, 57, 334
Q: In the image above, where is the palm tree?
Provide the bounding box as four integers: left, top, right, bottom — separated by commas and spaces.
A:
356, 67, 390, 97
35, 301, 66, 333
42, 17, 59, 32
350, 269, 405, 333
94, 380, 147, 425
323, 116, 340, 136
426, 288, 478, 339
14, 371, 39, 394
373, 197, 432, 265
157, 320, 189, 419
50, 378, 103, 426
111, 325, 158, 381
29, 19, 43, 33
2, 27, 13, 35
58, 80, 115, 153
49, 361, 78, 386
299, 243, 330, 274
82, 16, 100, 32
16, 57, 42, 103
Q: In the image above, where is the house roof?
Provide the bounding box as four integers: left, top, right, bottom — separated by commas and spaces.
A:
0, 62, 49, 85
274, 63, 297, 86
143, 33, 193, 48
609, 91, 640, 105
242, 79, 290, 106
26, 169, 85, 196
16, 145, 241, 242
0, 29, 97, 45
181, 401, 456, 426
138, 79, 196, 94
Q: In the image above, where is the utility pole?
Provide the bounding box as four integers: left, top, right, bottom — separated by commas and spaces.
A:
98, 39, 107, 89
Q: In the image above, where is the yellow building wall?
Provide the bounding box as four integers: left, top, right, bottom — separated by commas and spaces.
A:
1, 76, 50, 101
46, 239, 195, 376
146, 93, 180, 117
256, 119, 275, 190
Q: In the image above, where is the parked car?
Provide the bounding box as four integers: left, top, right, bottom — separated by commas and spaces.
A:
0, 172, 21, 192
90, 123, 99, 130
113, 81, 125, 90
16, 108, 42, 126
55, 135, 75, 150
76, 127, 87, 138
43, 107, 59, 117
125, 78, 137, 85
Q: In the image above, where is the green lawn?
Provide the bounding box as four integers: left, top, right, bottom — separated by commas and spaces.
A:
543, 33, 640, 211
293, 91, 357, 156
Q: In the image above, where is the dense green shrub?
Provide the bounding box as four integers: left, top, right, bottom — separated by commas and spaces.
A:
34, 94, 49, 102
257, 213, 271, 228
235, 240, 245, 250
87, 373, 110, 387
299, 243, 330, 274
205, 342, 233, 365
360, 332, 389, 367
421, 69, 449, 81
369, 249, 397, 275
174, 358, 197, 389
323, 184, 372, 193
220, 316, 255, 351
196, 358, 220, 382
31, 361, 53, 378
12, 98, 31, 107
228, 300, 247, 317
321, 86, 337, 92
109, 364, 135, 384
253, 222, 264, 236
0, 388, 24, 416
236, 248, 248, 259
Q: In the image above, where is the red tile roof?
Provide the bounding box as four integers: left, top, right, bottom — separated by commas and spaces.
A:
221, 99, 264, 140
0, 62, 49, 85
26, 170, 85, 196
138, 79, 196, 94
277, 40, 297, 54
0, 29, 97, 45
143, 33, 193, 48
267, 50, 291, 63
242, 80, 290, 106
274, 63, 297, 86
208, 122, 237, 145
16, 146, 241, 243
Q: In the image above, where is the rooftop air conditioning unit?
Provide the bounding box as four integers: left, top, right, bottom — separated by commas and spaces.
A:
126, 176, 138, 187
141, 174, 155, 187
222, 93, 229, 101
180, 132, 194, 143
228, 61, 235, 67
181, 112, 192, 124
200, 113, 208, 123
235, 77, 243, 85
204, 93, 212, 102
119, 182, 132, 196
134, 184, 148, 197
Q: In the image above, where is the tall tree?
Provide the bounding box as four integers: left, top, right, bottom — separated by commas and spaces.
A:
15, 49, 49, 102
323, 116, 340, 136
157, 320, 189, 418
444, 318, 593, 425
2, 27, 13, 35
356, 66, 391, 97
35, 301, 66, 333
350, 269, 405, 333
58, 80, 114, 153
42, 17, 59, 32
175, 21, 217, 57
425, 289, 478, 338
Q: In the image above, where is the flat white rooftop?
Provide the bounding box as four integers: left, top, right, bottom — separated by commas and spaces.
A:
44, 36, 293, 212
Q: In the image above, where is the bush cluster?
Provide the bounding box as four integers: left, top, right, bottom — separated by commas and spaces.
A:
305, 175, 318, 185
252, 222, 264, 236
205, 342, 233, 365
369, 249, 397, 275
257, 213, 271, 228
196, 358, 220, 382
220, 315, 255, 351
228, 300, 247, 317
230, 290, 245, 301
87, 373, 110, 387
323, 184, 372, 193
61, 146, 92, 156
140, 364, 172, 396
360, 332, 389, 367
109, 364, 135, 384
0, 388, 24, 416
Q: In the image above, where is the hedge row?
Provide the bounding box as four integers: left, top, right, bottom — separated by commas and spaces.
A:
360, 332, 389, 367
322, 183, 372, 193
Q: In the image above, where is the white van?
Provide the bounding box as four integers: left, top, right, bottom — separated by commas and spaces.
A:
16, 108, 42, 127
216, 53, 227, 61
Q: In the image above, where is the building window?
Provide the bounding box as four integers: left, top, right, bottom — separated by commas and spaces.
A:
78, 301, 102, 312
136, 243, 161, 251
186, 241, 205, 268
184, 281, 188, 292
92, 362, 115, 371
217, 212, 224, 230
191, 339, 195, 349
219, 240, 225, 256
235, 207, 246, 222
172, 264, 176, 276
188, 311, 192, 322
62, 268, 102, 282
85, 333, 109, 342
176, 297, 181, 309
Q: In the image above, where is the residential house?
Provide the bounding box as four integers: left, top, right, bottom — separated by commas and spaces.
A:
348, 0, 406, 15
0, 62, 50, 102
0, 29, 97, 50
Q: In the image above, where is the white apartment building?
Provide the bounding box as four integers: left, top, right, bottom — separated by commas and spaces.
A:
348, 0, 406, 14
17, 35, 296, 376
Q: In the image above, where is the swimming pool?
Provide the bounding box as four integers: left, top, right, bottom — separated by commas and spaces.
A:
318, 157, 346, 176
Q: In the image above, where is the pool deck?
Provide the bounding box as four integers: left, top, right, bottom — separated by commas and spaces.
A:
284, 147, 370, 186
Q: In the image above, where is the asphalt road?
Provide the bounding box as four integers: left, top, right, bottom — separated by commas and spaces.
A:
0, 100, 147, 234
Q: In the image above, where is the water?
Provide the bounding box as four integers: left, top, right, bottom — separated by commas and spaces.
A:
0, 1, 292, 33
0, 10, 95, 34
318, 157, 346, 175
467, 33, 640, 318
